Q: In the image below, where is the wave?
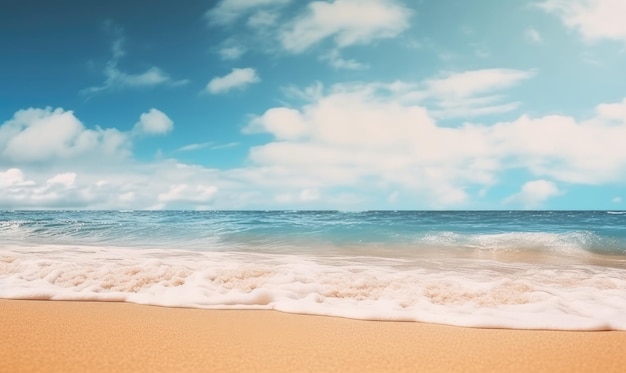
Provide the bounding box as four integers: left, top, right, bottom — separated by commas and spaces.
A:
1, 244, 625, 331
418, 231, 620, 254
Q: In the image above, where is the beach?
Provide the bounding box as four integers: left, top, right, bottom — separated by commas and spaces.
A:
2, 299, 625, 373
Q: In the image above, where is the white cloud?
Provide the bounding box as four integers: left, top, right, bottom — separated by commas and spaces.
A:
491, 104, 626, 184
205, 68, 260, 94
157, 184, 218, 208
505, 180, 562, 209
424, 69, 535, 98
247, 10, 279, 28
322, 50, 368, 70
0, 107, 131, 165
177, 142, 215, 152
206, 0, 291, 25
274, 188, 321, 204
0, 170, 102, 209
524, 27, 543, 44
539, 0, 626, 42
133, 108, 174, 135
0, 162, 225, 210
177, 142, 239, 152
596, 98, 626, 122
47, 173, 77, 187
243, 85, 491, 206
82, 34, 187, 95
299, 188, 320, 201
393, 68, 535, 118
243, 80, 626, 206
280, 0, 411, 53
0, 108, 225, 210
245, 107, 308, 140
4, 81, 626, 210
0, 168, 34, 187
612, 196, 622, 204
218, 44, 247, 60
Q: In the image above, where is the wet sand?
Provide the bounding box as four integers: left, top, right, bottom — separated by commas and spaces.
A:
1, 299, 625, 372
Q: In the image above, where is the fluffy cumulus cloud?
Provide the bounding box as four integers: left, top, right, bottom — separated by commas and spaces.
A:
0, 107, 131, 165
596, 98, 626, 122
205, 68, 260, 94
0, 168, 34, 188
244, 80, 626, 207
539, 0, 626, 42
133, 108, 174, 135
280, 0, 412, 53
0, 107, 176, 167
505, 180, 562, 209
4, 79, 626, 210
0, 164, 223, 210
0, 169, 108, 210
245, 84, 490, 206
0, 107, 220, 210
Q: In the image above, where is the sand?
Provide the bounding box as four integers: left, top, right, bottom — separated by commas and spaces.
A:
1, 299, 625, 373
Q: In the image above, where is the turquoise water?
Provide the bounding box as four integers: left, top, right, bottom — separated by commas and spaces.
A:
1, 210, 626, 330
2, 210, 626, 253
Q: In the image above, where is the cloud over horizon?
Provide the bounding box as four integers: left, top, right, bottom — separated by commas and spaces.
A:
3, 0, 626, 210
2, 87, 626, 209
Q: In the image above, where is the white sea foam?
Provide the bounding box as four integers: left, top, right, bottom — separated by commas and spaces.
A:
1, 244, 626, 330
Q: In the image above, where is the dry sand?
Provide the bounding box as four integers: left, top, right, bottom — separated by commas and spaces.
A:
1, 299, 625, 372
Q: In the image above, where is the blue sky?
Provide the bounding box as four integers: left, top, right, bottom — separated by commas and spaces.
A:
1, 0, 626, 210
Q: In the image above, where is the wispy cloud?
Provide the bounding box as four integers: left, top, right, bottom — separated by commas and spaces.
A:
247, 10, 279, 28
245, 80, 626, 207
206, 0, 291, 26
322, 50, 368, 70
218, 44, 247, 60
279, 0, 412, 53
419, 68, 536, 118
524, 27, 543, 44
205, 68, 260, 94
82, 27, 187, 95
177, 142, 239, 152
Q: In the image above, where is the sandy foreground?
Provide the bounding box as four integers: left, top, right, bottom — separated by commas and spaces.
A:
1, 300, 625, 373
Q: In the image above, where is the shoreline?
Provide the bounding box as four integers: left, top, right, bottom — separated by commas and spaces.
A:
2, 299, 626, 372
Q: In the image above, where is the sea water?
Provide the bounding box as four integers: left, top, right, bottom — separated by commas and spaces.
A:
1, 210, 625, 330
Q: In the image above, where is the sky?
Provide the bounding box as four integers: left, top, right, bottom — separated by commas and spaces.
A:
1, 0, 626, 210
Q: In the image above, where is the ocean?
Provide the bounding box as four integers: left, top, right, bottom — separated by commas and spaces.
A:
1, 210, 625, 330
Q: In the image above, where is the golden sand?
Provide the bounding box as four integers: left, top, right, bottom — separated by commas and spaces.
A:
1, 299, 625, 372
